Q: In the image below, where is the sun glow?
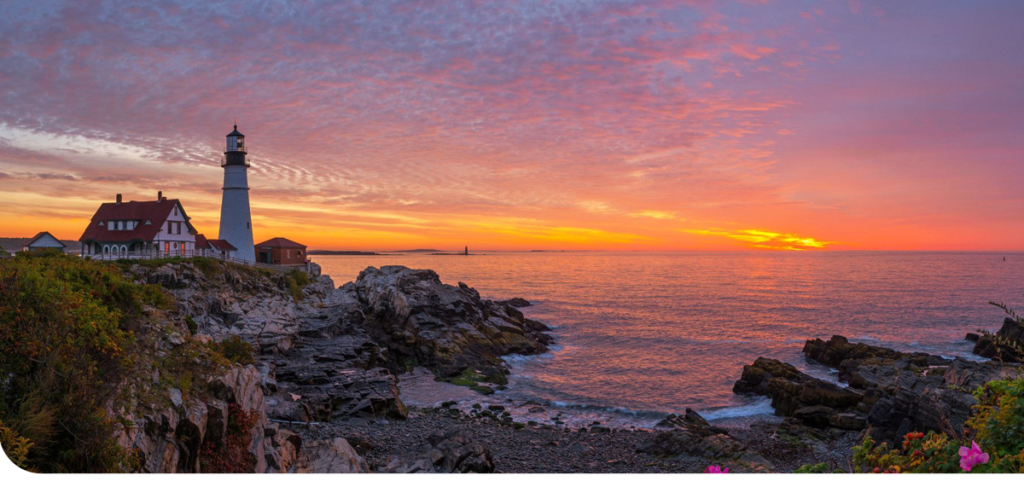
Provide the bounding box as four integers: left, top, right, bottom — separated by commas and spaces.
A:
686, 229, 835, 251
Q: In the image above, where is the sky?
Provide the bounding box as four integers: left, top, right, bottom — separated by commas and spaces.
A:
1, 0, 1022, 251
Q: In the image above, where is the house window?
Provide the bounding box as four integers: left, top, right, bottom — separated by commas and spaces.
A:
174, 206, 178, 216
164, 242, 170, 254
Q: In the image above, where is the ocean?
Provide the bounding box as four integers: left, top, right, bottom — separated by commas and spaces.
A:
313, 251, 1023, 426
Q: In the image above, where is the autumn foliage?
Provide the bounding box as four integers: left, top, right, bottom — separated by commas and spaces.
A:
0, 251, 151, 472
199, 403, 259, 473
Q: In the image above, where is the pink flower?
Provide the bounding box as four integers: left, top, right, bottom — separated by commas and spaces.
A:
958, 441, 989, 472
704, 465, 729, 473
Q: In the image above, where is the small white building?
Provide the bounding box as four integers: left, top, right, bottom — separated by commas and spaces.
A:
79, 192, 198, 259
22, 231, 66, 252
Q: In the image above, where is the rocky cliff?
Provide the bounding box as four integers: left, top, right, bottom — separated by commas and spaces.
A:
114, 260, 553, 473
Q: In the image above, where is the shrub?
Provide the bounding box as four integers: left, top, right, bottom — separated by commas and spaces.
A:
0, 252, 139, 472
0, 418, 33, 471
208, 336, 255, 365
283, 269, 311, 302
966, 376, 1024, 472
852, 376, 1024, 473
288, 269, 311, 288
200, 404, 259, 473
794, 462, 837, 473
185, 316, 198, 335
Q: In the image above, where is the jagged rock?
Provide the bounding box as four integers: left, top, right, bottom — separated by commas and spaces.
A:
657, 408, 728, 435
973, 317, 1024, 362
297, 438, 369, 473
636, 427, 772, 472
498, 297, 532, 308
114, 365, 279, 473
123, 260, 555, 473
354, 266, 552, 380
735, 335, 1019, 445
382, 429, 495, 473
733, 357, 862, 417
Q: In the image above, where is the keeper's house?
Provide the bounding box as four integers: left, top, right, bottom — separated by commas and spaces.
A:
79, 192, 197, 259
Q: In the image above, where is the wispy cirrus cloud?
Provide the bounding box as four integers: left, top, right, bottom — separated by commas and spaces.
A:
0, 1, 1021, 250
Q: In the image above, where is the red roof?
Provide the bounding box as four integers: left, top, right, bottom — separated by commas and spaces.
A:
207, 239, 237, 251
255, 237, 306, 249
195, 233, 210, 249
79, 198, 195, 243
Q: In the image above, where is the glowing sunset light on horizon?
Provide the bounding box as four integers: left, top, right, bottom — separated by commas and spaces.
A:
0, 1, 1022, 251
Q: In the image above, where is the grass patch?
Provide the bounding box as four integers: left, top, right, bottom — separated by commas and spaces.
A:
284, 269, 311, 302
207, 336, 255, 366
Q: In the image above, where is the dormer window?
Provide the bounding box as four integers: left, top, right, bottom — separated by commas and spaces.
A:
98, 221, 105, 226
145, 220, 151, 225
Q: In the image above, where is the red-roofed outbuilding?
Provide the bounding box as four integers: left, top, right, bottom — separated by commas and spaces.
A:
255, 237, 307, 266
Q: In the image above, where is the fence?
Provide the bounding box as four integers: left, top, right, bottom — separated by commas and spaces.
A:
85, 249, 308, 273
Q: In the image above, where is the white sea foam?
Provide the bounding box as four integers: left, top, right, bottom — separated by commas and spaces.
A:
699, 398, 775, 421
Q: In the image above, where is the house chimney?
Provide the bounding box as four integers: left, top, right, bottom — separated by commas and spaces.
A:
116, 194, 122, 205
158, 191, 163, 202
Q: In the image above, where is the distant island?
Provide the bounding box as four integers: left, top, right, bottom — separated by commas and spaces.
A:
392, 249, 442, 253
307, 250, 382, 256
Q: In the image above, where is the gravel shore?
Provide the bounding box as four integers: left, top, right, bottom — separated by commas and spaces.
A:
300, 405, 857, 473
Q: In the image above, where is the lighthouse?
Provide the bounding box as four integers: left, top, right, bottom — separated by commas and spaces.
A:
218, 125, 256, 262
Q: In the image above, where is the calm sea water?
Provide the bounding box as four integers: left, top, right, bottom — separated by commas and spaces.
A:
313, 252, 1023, 425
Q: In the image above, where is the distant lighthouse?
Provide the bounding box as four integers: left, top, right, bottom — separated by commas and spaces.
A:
218, 125, 256, 262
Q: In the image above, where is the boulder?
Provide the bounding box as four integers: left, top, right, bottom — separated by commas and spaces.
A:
297, 438, 369, 473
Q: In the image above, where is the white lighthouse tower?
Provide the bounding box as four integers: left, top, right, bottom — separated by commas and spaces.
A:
218, 125, 256, 262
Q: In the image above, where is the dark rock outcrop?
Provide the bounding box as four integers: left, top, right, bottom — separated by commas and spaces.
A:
354, 266, 553, 380
734, 335, 1018, 445
638, 409, 772, 472
972, 317, 1024, 362
382, 429, 495, 473
733, 357, 864, 428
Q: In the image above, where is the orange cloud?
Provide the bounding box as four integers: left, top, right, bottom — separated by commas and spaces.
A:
686, 228, 835, 251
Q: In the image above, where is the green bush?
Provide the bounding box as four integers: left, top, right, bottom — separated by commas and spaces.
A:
0, 252, 139, 472
288, 269, 310, 288
852, 376, 1024, 473
185, 316, 198, 335
284, 269, 310, 302
0, 418, 33, 471
208, 336, 255, 365
794, 462, 838, 473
